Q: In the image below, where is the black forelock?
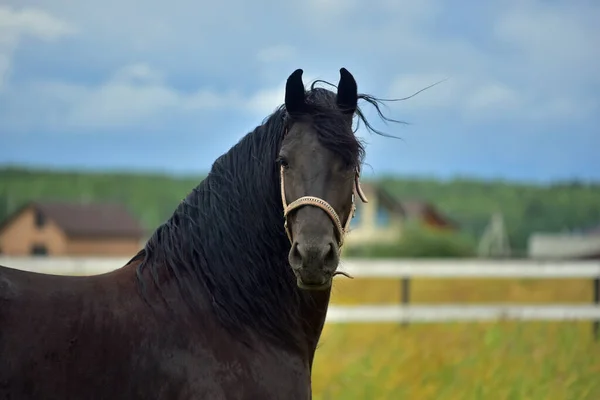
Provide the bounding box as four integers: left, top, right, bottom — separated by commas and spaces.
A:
285, 80, 404, 172
286, 86, 365, 170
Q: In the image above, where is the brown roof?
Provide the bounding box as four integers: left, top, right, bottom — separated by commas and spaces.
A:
400, 200, 435, 218
359, 183, 458, 227
360, 183, 405, 214
31, 201, 145, 238
583, 223, 600, 236
369, 184, 406, 214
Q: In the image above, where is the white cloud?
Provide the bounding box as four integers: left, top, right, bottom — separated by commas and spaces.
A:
0, 6, 75, 39
389, 72, 593, 123
1, 58, 344, 134
465, 83, 520, 111
245, 85, 286, 116
493, 2, 600, 75
0, 0, 599, 135
389, 74, 525, 118
2, 63, 311, 131
305, 0, 359, 17
47, 64, 249, 130
463, 82, 522, 117
67, 82, 181, 129
382, 0, 600, 123
0, 6, 75, 91
71, 63, 246, 127
111, 63, 166, 85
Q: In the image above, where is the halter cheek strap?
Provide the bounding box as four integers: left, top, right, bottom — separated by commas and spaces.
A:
280, 166, 368, 249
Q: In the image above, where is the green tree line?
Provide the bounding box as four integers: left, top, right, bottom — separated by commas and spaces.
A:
1, 167, 599, 253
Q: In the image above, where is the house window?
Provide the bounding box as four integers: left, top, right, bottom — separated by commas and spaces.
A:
376, 206, 390, 227
31, 244, 48, 256
34, 209, 46, 228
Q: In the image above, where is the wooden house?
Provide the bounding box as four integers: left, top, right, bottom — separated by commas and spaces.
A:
344, 182, 457, 248
0, 201, 145, 257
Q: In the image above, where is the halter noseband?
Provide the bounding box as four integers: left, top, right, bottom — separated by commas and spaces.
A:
279, 129, 369, 249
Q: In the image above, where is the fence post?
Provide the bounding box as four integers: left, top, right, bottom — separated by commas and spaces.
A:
401, 276, 411, 327
594, 277, 600, 340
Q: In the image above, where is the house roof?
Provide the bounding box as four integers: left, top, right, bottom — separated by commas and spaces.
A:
361, 183, 405, 215
582, 223, 600, 236
359, 182, 458, 227
1, 201, 146, 238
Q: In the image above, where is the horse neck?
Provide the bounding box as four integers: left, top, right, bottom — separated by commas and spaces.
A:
207, 152, 333, 358
301, 289, 332, 367
134, 115, 339, 359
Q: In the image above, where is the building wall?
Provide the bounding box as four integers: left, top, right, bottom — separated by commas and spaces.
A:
343, 187, 456, 249
0, 206, 143, 257
0, 207, 68, 256
66, 237, 142, 256
528, 233, 600, 259
344, 188, 404, 247
344, 224, 403, 246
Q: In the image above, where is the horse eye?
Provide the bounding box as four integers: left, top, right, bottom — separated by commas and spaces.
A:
276, 156, 289, 169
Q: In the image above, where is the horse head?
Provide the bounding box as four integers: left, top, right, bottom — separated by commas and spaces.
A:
279, 68, 369, 290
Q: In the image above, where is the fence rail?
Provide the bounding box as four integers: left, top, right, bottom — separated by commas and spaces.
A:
338, 259, 600, 278
3, 257, 599, 277
326, 304, 600, 323
335, 259, 600, 340
0, 256, 129, 275
2, 257, 599, 336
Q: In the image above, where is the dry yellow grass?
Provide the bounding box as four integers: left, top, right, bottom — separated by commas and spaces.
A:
312, 277, 600, 399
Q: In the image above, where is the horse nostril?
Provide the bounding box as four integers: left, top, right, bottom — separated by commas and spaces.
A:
289, 242, 303, 270
323, 243, 336, 266
289, 241, 339, 271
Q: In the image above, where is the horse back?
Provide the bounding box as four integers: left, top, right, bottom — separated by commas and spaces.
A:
0, 263, 147, 399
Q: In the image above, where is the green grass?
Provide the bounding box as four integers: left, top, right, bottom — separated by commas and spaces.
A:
311, 277, 600, 399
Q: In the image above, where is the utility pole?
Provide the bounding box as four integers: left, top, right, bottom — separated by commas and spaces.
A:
477, 212, 511, 258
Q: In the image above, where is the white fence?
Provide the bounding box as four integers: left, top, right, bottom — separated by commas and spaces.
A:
2, 257, 599, 330
331, 259, 600, 331
0, 256, 130, 276
326, 304, 600, 323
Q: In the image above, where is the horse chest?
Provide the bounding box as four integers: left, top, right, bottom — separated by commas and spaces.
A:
142, 345, 312, 400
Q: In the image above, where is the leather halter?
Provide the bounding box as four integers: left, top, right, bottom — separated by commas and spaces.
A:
279, 129, 369, 249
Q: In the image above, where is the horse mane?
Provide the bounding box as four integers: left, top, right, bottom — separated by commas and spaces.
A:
134, 81, 400, 352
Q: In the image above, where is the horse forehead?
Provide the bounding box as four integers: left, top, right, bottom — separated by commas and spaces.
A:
297, 142, 329, 164
288, 129, 324, 153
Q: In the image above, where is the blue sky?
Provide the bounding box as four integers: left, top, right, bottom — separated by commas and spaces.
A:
0, 0, 598, 183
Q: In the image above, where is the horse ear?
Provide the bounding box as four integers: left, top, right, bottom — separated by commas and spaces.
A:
336, 67, 358, 115
285, 69, 306, 115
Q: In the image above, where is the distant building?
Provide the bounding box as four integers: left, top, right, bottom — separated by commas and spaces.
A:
344, 182, 457, 248
528, 229, 600, 260
582, 223, 600, 236
0, 201, 145, 257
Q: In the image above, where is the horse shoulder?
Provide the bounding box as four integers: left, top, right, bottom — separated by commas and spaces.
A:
0, 269, 18, 300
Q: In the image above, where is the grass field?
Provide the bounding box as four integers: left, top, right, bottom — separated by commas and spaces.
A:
312, 277, 600, 399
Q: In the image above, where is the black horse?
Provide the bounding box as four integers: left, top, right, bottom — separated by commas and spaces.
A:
0, 68, 398, 399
